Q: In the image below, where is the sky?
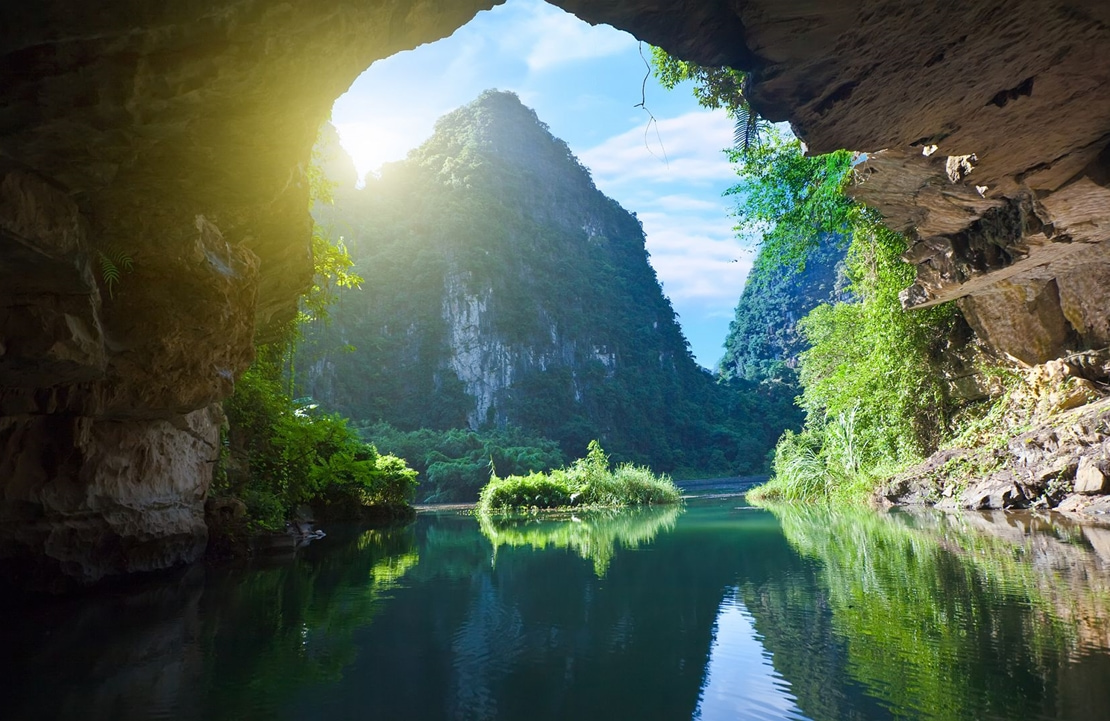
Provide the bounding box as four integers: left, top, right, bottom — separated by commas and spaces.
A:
330, 0, 756, 368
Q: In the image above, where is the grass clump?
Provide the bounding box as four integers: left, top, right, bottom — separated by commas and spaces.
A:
477, 440, 680, 514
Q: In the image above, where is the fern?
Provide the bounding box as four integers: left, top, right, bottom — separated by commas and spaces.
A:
733, 103, 763, 153
98, 248, 133, 299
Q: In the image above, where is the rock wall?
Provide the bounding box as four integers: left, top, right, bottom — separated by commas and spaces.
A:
0, 1, 495, 586
563, 0, 1110, 360
5, 0, 1110, 583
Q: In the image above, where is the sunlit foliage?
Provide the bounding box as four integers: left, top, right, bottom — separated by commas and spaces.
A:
477, 440, 681, 514
357, 422, 566, 503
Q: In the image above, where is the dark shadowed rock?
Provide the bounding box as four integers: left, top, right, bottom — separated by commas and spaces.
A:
959, 478, 1029, 511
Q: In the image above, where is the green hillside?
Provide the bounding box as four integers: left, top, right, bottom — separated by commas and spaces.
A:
301, 91, 796, 491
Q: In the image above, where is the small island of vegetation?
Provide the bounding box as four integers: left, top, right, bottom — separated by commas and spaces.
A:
477, 441, 681, 514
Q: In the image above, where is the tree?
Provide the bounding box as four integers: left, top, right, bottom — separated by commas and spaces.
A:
650, 47, 767, 152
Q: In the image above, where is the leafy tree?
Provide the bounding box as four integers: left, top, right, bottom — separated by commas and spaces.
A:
219, 344, 417, 529
650, 47, 766, 151
795, 221, 957, 463
653, 62, 964, 500
732, 153, 960, 501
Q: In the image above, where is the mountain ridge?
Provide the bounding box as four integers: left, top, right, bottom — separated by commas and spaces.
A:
303, 90, 795, 477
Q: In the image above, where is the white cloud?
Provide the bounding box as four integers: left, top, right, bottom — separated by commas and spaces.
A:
651, 195, 724, 213
572, 109, 755, 316
580, 111, 736, 186
495, 1, 638, 72
645, 225, 753, 304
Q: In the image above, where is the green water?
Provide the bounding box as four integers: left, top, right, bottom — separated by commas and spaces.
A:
6, 498, 1110, 720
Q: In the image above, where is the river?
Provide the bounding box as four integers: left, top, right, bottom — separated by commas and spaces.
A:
5, 497, 1110, 720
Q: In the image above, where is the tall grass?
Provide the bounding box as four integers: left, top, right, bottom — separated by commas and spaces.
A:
477, 441, 681, 514
749, 408, 886, 504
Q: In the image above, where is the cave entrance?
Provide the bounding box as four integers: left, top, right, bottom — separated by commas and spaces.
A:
324, 0, 749, 368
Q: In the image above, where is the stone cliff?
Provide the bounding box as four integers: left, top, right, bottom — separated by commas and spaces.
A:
300, 92, 781, 474
4, 0, 1110, 584
0, 0, 493, 586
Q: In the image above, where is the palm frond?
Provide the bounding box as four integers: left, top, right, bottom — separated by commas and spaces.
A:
733, 103, 762, 154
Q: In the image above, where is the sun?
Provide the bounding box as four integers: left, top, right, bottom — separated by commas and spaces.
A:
330, 119, 431, 183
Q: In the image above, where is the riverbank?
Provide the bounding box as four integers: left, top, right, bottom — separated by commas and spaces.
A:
880, 360, 1110, 519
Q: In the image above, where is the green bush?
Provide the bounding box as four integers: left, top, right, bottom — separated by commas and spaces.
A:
750, 225, 958, 504
477, 441, 680, 513
717, 137, 960, 503
219, 360, 417, 530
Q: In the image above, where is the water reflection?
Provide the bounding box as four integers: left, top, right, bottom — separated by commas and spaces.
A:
753, 504, 1110, 720
3, 526, 419, 721
319, 506, 725, 720
478, 504, 682, 576
697, 592, 808, 720
4, 499, 1110, 720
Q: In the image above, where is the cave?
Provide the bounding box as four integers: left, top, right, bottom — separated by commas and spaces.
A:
3, 0, 1110, 585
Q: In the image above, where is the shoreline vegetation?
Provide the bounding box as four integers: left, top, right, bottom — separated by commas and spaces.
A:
477, 441, 681, 514
651, 51, 988, 507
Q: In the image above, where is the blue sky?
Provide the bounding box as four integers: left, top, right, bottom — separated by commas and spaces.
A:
330, 0, 755, 368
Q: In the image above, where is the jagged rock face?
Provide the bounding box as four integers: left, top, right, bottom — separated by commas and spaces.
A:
0, 1, 494, 586
5, 0, 1110, 584
0, 405, 223, 589
565, 0, 1110, 360
714, 0, 1110, 360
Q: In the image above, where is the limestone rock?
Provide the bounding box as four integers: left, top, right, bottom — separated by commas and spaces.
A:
960, 479, 1029, 510
0, 404, 222, 590
1076, 456, 1110, 495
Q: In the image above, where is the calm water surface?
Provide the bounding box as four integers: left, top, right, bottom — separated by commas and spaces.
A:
6, 497, 1110, 720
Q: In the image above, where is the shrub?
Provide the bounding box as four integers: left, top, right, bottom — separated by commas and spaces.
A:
358, 422, 566, 503
219, 362, 417, 530
477, 441, 680, 513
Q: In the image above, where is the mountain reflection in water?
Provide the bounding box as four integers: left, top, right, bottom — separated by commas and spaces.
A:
4, 498, 1110, 720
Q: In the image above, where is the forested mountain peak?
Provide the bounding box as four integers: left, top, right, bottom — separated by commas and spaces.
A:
302, 93, 798, 488
405, 90, 591, 185
720, 235, 848, 382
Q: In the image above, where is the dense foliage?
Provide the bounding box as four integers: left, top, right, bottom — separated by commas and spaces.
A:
217, 344, 418, 529
720, 234, 846, 382
741, 150, 959, 502
477, 441, 681, 514
213, 130, 416, 531
478, 504, 681, 577
653, 53, 965, 501
725, 134, 858, 267
765, 504, 1089, 719
300, 91, 797, 481
650, 47, 766, 151
356, 423, 566, 503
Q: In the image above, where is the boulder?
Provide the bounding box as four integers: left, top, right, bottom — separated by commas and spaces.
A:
960, 479, 1029, 510
1076, 456, 1110, 495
